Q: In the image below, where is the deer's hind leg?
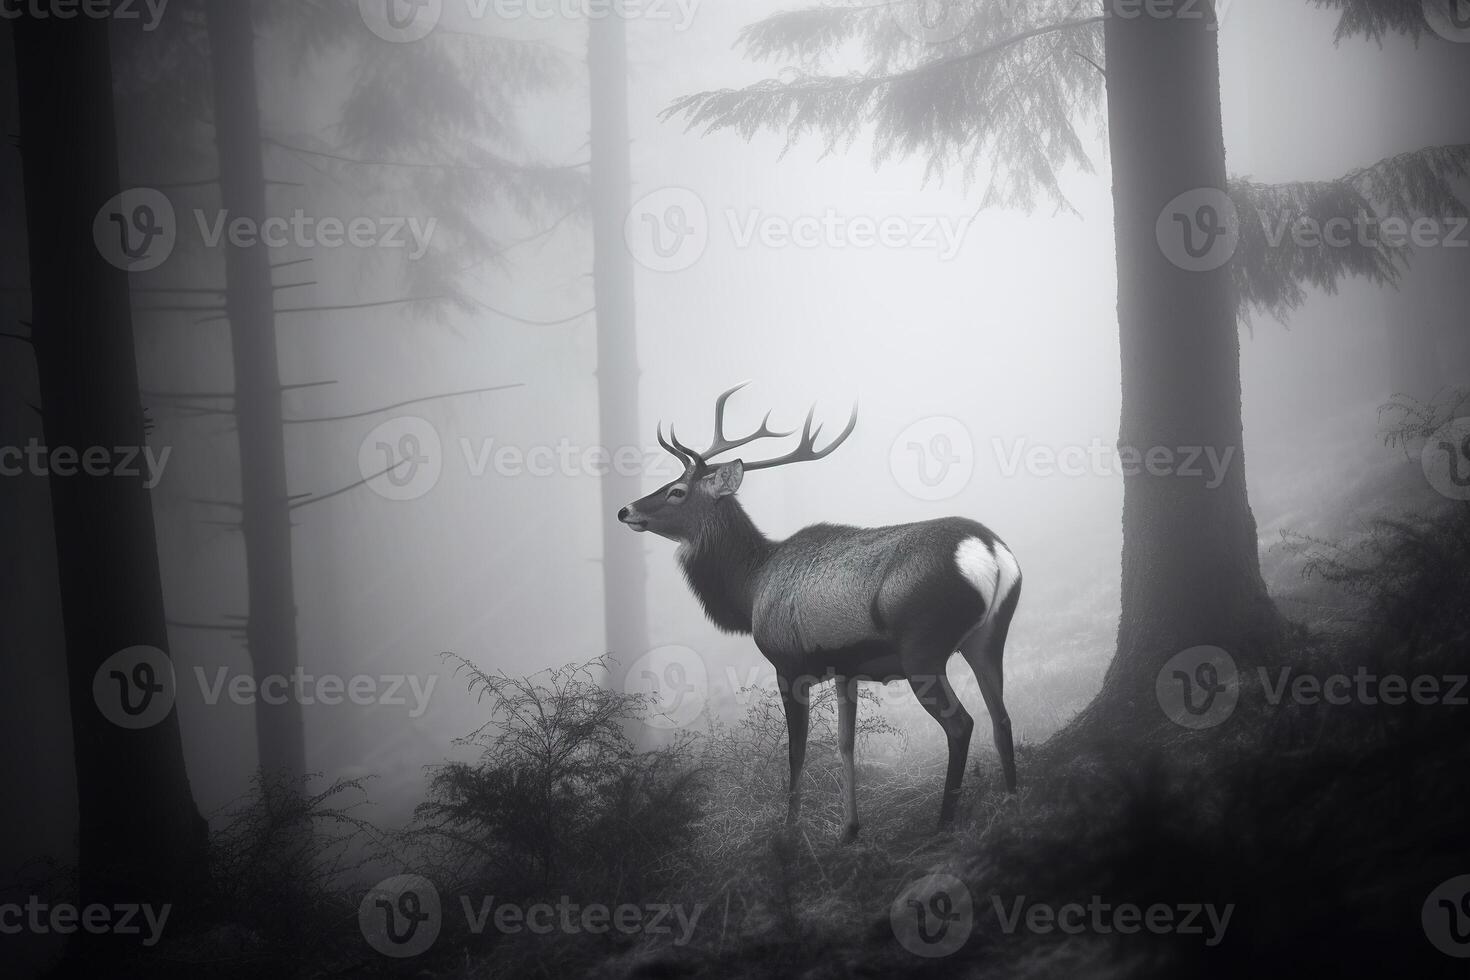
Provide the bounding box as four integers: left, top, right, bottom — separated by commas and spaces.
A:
959, 574, 1022, 792
900, 639, 973, 828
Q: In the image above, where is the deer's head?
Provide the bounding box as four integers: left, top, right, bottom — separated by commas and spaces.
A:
617, 383, 857, 544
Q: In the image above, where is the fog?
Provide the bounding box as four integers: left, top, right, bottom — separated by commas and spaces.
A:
8, 0, 1467, 826
131, 1, 1464, 824
3, 2, 1468, 974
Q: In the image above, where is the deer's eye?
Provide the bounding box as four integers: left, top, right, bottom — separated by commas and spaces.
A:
666, 486, 688, 503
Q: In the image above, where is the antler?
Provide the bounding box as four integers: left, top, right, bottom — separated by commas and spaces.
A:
657, 423, 692, 470
658, 382, 856, 473
739, 399, 858, 472
699, 382, 794, 461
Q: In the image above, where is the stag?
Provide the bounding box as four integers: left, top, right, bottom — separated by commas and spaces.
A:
619, 384, 1021, 840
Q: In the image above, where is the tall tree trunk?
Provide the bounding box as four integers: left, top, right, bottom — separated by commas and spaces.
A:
12, 4, 208, 941
0, 20, 74, 943
589, 15, 650, 674
1069, 2, 1277, 737
204, 0, 306, 785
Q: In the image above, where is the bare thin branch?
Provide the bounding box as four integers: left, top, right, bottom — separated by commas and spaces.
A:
284, 383, 522, 425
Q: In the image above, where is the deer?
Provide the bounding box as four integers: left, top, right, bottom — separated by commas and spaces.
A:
618, 384, 1022, 841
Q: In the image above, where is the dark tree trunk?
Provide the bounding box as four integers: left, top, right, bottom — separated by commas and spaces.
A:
204, 0, 306, 784
1069, 2, 1277, 737
589, 15, 649, 672
12, 4, 209, 937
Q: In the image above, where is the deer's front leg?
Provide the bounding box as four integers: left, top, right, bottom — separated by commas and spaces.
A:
778, 672, 811, 827
836, 675, 860, 844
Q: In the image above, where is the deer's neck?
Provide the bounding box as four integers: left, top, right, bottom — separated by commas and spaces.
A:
678, 498, 772, 635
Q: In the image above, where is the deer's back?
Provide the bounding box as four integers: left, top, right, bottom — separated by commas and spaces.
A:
751, 517, 1014, 671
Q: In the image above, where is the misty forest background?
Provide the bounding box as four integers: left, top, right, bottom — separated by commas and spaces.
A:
2, 0, 1469, 977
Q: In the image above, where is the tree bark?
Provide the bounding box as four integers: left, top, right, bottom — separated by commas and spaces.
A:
589, 15, 650, 674
204, 0, 306, 784
13, 3, 209, 936
1067, 2, 1277, 738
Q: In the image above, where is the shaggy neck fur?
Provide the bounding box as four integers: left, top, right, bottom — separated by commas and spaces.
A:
677, 496, 773, 635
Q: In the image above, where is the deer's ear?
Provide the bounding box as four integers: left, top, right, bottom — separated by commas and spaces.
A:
707, 460, 744, 497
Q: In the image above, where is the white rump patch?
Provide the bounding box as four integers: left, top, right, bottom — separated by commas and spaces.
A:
955, 537, 1021, 624
955, 538, 1000, 603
